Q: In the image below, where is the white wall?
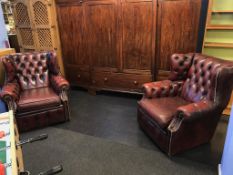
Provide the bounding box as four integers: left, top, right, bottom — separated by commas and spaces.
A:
0, 3, 8, 48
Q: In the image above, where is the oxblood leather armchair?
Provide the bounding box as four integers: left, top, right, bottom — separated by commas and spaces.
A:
138, 53, 233, 155
0, 51, 70, 132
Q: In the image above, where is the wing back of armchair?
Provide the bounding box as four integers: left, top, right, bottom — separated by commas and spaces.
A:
169, 53, 195, 81
180, 54, 233, 109
2, 51, 60, 91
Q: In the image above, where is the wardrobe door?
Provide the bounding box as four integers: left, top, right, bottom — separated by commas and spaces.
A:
121, 0, 156, 77
157, 0, 201, 80
31, 0, 54, 51
85, 0, 119, 72
56, 3, 90, 86
12, 0, 35, 52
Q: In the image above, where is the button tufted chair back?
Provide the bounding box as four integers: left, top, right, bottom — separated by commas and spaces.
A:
169, 53, 195, 81
2, 51, 60, 91
180, 54, 233, 107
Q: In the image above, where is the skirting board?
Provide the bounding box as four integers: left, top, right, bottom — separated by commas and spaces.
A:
218, 164, 222, 175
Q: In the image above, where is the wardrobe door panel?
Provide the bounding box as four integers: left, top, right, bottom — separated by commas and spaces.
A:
57, 5, 89, 70
122, 0, 155, 73
157, 0, 201, 79
31, 0, 53, 51
86, 1, 118, 71
12, 0, 35, 51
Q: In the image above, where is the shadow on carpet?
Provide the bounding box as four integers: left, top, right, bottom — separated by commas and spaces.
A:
21, 127, 216, 175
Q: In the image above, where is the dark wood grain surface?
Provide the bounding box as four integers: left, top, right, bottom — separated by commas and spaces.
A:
56, 0, 202, 93
156, 0, 201, 80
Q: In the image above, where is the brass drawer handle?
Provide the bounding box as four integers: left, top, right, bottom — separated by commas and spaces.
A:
77, 74, 81, 78
133, 81, 138, 85
104, 77, 108, 82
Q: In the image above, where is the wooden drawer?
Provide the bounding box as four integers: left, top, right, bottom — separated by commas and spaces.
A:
76, 71, 91, 86
91, 72, 152, 92
66, 67, 91, 86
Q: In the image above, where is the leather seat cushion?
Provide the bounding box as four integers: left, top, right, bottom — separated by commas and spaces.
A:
18, 87, 61, 113
138, 97, 190, 128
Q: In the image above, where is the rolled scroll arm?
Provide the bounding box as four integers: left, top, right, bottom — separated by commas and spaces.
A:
50, 75, 70, 120
168, 100, 216, 133
142, 80, 184, 99
0, 83, 20, 112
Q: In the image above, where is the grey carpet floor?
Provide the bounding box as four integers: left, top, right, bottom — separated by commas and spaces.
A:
21, 127, 216, 175
20, 90, 225, 175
